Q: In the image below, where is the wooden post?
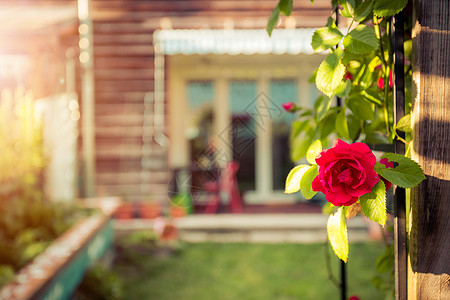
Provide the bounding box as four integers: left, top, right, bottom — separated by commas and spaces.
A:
409, 1, 450, 299
78, 0, 96, 197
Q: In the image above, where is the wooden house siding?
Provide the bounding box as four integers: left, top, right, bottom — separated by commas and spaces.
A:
88, 0, 332, 201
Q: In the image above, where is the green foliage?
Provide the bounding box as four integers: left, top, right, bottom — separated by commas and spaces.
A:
0, 194, 92, 287
300, 165, 319, 199
266, 6, 280, 36
285, 165, 310, 194
75, 264, 124, 300
327, 206, 348, 262
278, 0, 293, 16
343, 25, 378, 54
311, 26, 343, 52
306, 139, 322, 164
359, 180, 387, 226
316, 48, 346, 97
373, 0, 409, 18
375, 153, 426, 188
395, 114, 411, 132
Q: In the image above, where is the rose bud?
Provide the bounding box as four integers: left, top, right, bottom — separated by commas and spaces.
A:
282, 102, 295, 112
349, 296, 360, 300
312, 139, 379, 206
379, 157, 394, 190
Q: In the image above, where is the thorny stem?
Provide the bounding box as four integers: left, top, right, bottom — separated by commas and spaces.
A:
324, 238, 341, 288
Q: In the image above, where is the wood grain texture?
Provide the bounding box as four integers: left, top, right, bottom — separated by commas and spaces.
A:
410, 0, 450, 299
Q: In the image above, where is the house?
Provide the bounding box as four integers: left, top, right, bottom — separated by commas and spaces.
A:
1, 0, 332, 206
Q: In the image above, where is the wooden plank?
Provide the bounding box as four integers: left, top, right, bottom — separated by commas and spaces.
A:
95, 57, 153, 69
410, 1, 450, 299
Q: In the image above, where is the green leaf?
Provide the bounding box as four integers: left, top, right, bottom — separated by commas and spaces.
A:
335, 108, 350, 140
285, 165, 310, 194
360, 180, 387, 226
335, 79, 352, 98
375, 153, 426, 188
300, 165, 319, 199
354, 0, 373, 22
395, 114, 411, 133
319, 110, 338, 139
311, 26, 344, 52
339, 0, 356, 18
266, 6, 280, 36
314, 96, 332, 122
316, 48, 346, 97
327, 206, 349, 262
343, 25, 378, 54
278, 0, 293, 16
373, 0, 408, 18
347, 96, 374, 121
376, 245, 394, 273
347, 113, 361, 141
306, 139, 322, 164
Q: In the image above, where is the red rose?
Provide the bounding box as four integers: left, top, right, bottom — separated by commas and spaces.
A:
379, 157, 394, 190
282, 102, 295, 112
312, 139, 379, 206
348, 296, 360, 300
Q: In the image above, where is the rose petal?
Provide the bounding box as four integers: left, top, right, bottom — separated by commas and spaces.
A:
312, 176, 325, 192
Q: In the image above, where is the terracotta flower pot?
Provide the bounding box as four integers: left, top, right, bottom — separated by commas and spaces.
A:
139, 203, 162, 219
169, 206, 186, 218
114, 203, 134, 220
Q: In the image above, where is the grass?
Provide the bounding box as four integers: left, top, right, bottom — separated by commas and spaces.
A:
113, 236, 386, 300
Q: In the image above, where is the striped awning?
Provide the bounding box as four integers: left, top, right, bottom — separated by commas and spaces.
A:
154, 29, 317, 55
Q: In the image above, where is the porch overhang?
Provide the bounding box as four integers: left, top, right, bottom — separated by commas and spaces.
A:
154, 28, 317, 55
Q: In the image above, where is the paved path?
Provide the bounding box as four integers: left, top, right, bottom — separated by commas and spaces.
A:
115, 213, 372, 243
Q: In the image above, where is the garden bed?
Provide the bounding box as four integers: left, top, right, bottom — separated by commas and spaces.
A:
0, 198, 120, 300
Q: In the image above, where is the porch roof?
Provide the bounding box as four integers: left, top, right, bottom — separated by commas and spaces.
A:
154, 29, 317, 55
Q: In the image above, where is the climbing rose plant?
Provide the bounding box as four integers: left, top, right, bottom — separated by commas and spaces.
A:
285, 139, 425, 262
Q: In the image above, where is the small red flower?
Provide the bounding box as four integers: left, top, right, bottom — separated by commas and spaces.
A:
312, 139, 379, 206
348, 296, 360, 300
379, 158, 394, 190
344, 72, 353, 81
282, 102, 295, 112
377, 77, 385, 90
377, 70, 393, 89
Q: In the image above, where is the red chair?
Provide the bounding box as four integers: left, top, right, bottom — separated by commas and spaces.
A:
203, 161, 243, 214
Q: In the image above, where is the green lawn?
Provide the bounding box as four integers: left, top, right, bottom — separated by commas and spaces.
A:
113, 236, 386, 300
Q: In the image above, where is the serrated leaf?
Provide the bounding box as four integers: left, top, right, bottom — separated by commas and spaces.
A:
339, 0, 356, 18
347, 95, 374, 121
343, 25, 378, 54
301, 165, 319, 199
375, 153, 426, 188
327, 206, 349, 262
314, 96, 332, 122
316, 48, 346, 97
373, 0, 408, 18
336, 108, 350, 140
395, 114, 411, 133
311, 26, 344, 52
306, 140, 322, 164
278, 0, 293, 16
266, 6, 280, 36
354, 0, 373, 22
285, 165, 310, 194
360, 180, 387, 226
